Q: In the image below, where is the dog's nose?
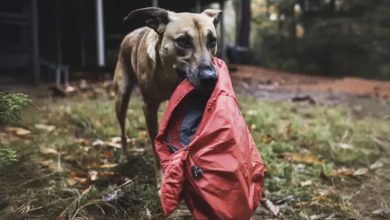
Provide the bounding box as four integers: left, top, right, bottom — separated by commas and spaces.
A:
198, 65, 217, 88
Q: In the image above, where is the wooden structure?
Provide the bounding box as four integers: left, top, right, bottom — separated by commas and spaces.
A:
0, 0, 226, 85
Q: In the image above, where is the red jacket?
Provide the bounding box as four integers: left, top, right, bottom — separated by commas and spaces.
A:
155, 58, 265, 220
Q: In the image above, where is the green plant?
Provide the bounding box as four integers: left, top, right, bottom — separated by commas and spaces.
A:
0, 92, 31, 123
0, 92, 31, 168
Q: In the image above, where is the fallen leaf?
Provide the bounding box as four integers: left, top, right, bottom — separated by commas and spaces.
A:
66, 177, 87, 186
39, 160, 57, 171
65, 85, 77, 93
372, 208, 389, 216
110, 137, 121, 143
79, 79, 89, 90
130, 148, 145, 153
275, 195, 295, 205
102, 189, 124, 202
329, 167, 355, 177
261, 198, 280, 216
34, 124, 56, 132
300, 180, 312, 187
5, 127, 31, 137
81, 185, 93, 196
281, 153, 325, 165
294, 201, 309, 208
310, 214, 328, 220
89, 170, 98, 181
370, 161, 383, 170
106, 142, 121, 149
98, 163, 118, 169
92, 139, 105, 147
335, 143, 354, 150
312, 187, 337, 202
353, 168, 368, 176
98, 171, 115, 176
74, 138, 91, 145
40, 147, 59, 156
66, 178, 77, 186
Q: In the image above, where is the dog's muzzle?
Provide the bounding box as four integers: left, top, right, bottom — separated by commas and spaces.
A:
198, 65, 217, 89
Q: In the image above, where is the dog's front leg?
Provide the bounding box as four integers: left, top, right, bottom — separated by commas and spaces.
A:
142, 100, 163, 186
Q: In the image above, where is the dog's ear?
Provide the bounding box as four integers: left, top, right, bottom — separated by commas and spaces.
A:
124, 7, 169, 34
201, 9, 222, 27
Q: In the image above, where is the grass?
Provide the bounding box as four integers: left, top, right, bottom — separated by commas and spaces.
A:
0, 93, 389, 219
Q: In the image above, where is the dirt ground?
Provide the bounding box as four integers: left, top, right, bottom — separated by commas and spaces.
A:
231, 65, 390, 119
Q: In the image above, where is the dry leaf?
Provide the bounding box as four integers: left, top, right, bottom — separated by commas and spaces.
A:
300, 180, 312, 187
106, 142, 121, 149
353, 168, 368, 176
39, 160, 57, 171
92, 139, 105, 147
98, 171, 115, 176
67, 177, 87, 186
34, 124, 56, 132
275, 195, 295, 205
98, 163, 118, 169
110, 137, 121, 143
66, 178, 78, 186
130, 148, 145, 153
81, 185, 93, 196
40, 147, 59, 156
89, 170, 98, 181
261, 198, 280, 216
335, 143, 354, 149
74, 138, 91, 145
370, 161, 383, 170
5, 127, 31, 136
294, 201, 309, 208
329, 167, 355, 177
281, 153, 324, 165
65, 85, 77, 93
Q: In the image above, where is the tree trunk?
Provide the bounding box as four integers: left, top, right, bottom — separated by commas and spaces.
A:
237, 0, 251, 47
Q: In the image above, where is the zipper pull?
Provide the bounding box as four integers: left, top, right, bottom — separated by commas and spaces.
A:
191, 165, 203, 179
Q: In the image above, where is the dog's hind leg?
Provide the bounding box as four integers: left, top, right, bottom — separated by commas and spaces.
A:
142, 100, 161, 166
114, 61, 135, 159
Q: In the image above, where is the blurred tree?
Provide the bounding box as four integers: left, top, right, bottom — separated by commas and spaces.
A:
251, 0, 390, 79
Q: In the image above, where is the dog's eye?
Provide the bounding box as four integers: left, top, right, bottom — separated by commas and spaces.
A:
207, 35, 217, 48
175, 36, 192, 49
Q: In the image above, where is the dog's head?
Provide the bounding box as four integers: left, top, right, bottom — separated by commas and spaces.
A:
124, 7, 221, 89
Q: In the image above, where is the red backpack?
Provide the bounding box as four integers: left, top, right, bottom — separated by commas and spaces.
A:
155, 58, 265, 220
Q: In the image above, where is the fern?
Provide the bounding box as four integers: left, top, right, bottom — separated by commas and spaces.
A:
0, 92, 31, 168
0, 92, 31, 123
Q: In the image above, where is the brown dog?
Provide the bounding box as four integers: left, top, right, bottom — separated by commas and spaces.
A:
113, 7, 221, 171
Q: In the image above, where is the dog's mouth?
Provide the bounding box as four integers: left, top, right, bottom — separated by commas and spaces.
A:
174, 67, 200, 88
174, 63, 217, 91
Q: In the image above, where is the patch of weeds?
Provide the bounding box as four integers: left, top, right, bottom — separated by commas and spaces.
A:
0, 146, 17, 168
239, 96, 390, 218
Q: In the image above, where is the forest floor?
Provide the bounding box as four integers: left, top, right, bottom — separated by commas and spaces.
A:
1, 65, 390, 219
